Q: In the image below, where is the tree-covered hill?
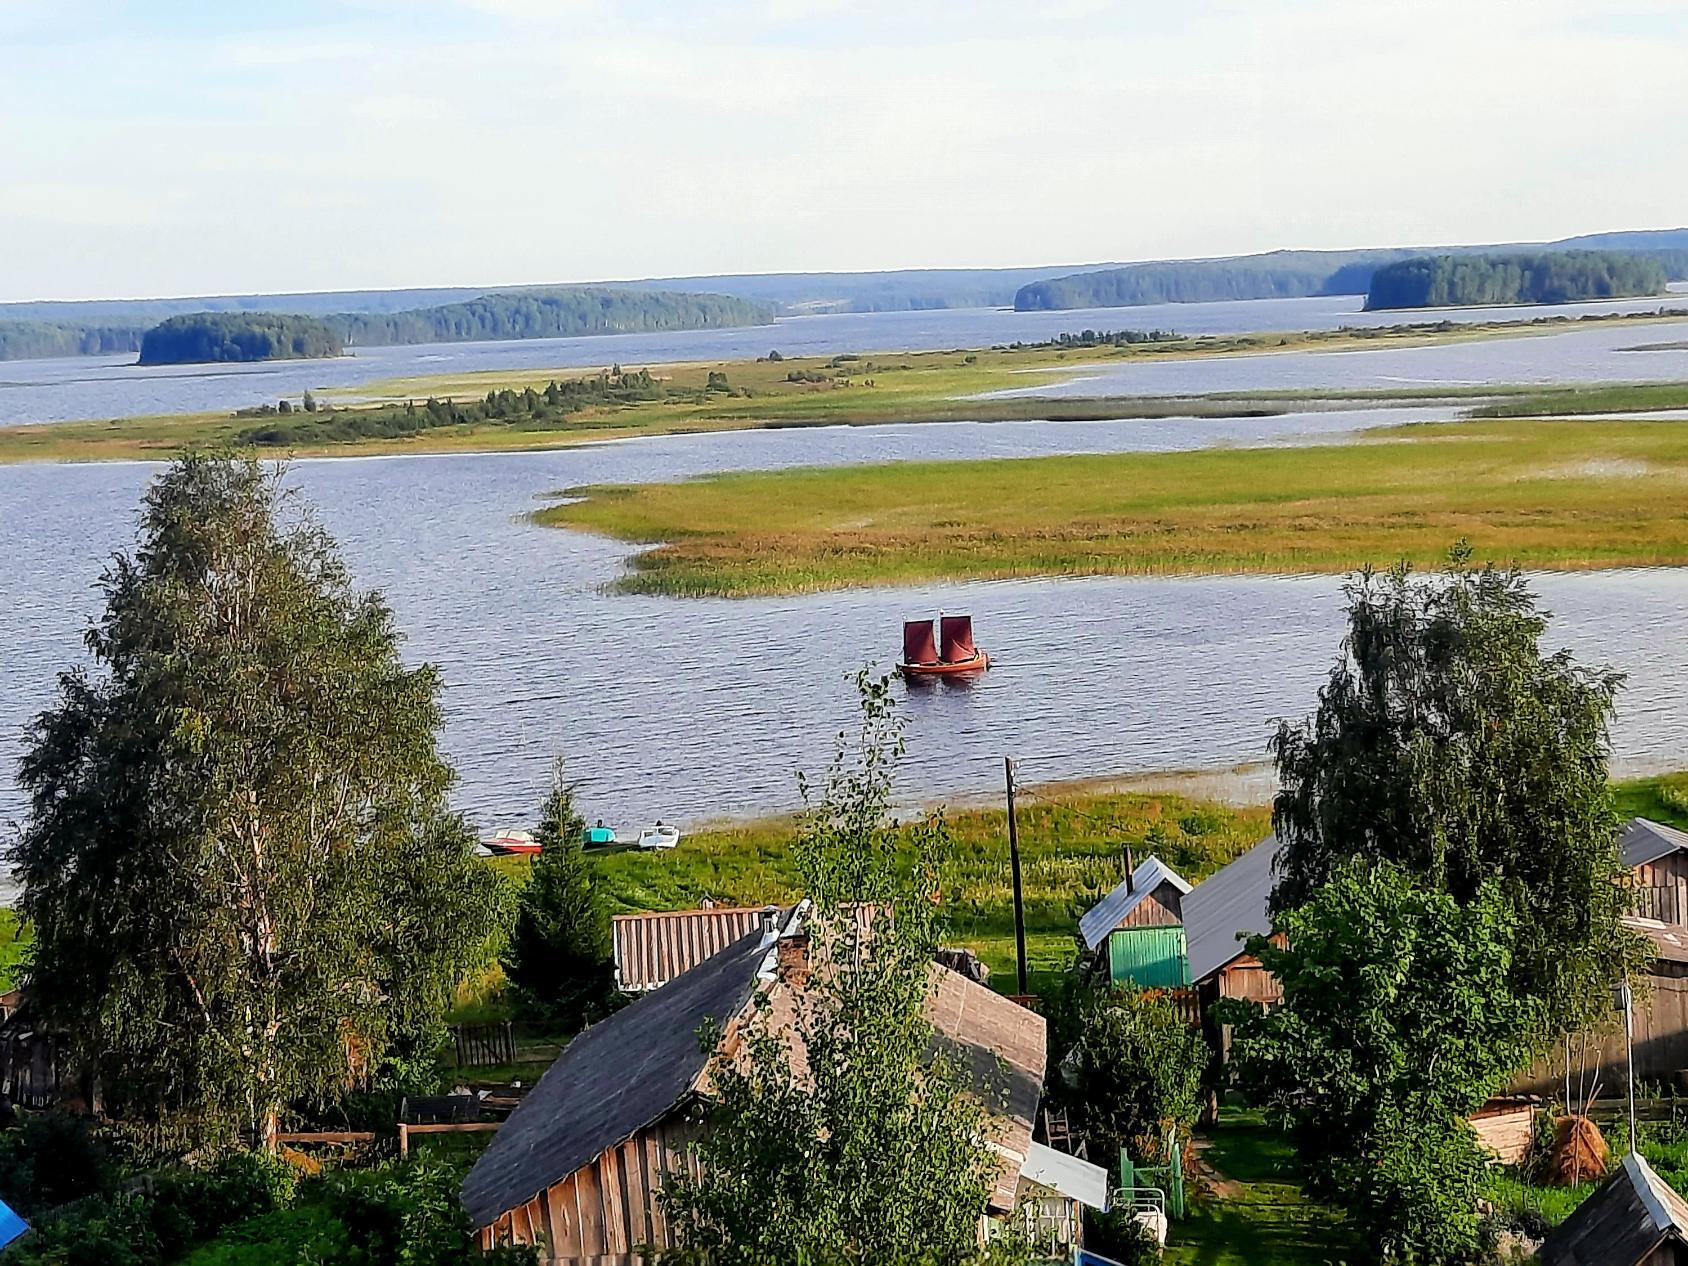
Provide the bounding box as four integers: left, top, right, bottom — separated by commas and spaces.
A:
326, 287, 774, 346
1013, 249, 1423, 311
0, 320, 144, 360
1013, 231, 1688, 313
1365, 250, 1670, 309
138, 313, 345, 365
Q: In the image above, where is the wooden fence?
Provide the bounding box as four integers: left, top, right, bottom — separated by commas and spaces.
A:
449, 1022, 516, 1068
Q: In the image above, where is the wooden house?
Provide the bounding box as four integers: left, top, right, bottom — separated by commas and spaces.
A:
1539, 1151, 1688, 1265
1180, 834, 1286, 1063
463, 907, 1065, 1264
1077, 857, 1192, 989
611, 904, 784, 993
1623, 818, 1688, 926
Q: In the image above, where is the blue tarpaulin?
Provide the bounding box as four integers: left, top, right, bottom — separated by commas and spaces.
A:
0, 1197, 27, 1249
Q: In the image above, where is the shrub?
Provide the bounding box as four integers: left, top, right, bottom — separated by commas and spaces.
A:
0, 1113, 115, 1217
1070, 989, 1207, 1163
1082, 1206, 1161, 1264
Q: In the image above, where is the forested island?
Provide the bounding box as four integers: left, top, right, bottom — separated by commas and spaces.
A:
1365, 250, 1669, 310
325, 287, 774, 346
138, 313, 345, 365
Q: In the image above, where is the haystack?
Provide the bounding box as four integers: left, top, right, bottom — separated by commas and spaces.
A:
1547, 1114, 1610, 1186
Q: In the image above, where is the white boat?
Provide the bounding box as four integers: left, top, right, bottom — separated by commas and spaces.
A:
638, 822, 681, 850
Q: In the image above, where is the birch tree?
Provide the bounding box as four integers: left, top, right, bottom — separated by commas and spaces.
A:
12, 454, 506, 1149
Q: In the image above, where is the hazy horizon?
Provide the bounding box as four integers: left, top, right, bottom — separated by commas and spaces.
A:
8, 0, 1688, 303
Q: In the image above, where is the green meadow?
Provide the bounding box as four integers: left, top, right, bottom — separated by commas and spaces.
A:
543, 417, 1688, 596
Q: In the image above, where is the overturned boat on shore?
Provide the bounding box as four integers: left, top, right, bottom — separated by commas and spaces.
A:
898, 613, 989, 677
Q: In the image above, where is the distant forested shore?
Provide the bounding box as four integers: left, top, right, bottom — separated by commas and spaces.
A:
1364, 250, 1669, 310
133, 289, 775, 365
1012, 232, 1688, 313
323, 287, 774, 346
0, 320, 144, 360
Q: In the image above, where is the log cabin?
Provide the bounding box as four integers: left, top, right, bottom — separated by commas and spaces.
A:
462, 905, 1089, 1265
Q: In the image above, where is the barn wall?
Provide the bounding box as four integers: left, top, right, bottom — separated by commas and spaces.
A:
1510, 974, 1688, 1098
480, 1112, 703, 1266
1114, 882, 1184, 929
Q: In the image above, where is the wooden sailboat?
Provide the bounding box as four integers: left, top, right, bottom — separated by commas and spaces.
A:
897, 613, 989, 677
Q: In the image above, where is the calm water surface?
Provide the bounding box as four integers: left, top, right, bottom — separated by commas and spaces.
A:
4, 406, 1684, 847
6, 287, 1688, 426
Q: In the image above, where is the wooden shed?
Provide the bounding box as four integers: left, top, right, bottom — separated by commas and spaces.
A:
1540, 1151, 1688, 1265
1623, 818, 1688, 926
463, 909, 1051, 1265
1077, 857, 1192, 988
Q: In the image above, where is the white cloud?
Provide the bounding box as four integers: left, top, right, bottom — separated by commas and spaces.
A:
2, 0, 1685, 299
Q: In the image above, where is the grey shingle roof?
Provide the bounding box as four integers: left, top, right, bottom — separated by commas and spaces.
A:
461, 925, 770, 1229
1077, 856, 1191, 951
1540, 1152, 1688, 1266
1620, 817, 1688, 870
1182, 834, 1284, 985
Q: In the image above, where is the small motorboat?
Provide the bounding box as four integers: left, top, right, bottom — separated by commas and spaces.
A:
638, 822, 682, 850
898, 613, 989, 677
584, 820, 617, 847
481, 829, 541, 856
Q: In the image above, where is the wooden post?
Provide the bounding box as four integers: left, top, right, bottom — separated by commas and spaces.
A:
1005, 756, 1028, 998
399, 1122, 409, 1159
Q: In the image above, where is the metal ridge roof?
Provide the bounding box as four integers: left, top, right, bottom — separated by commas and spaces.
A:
1078, 856, 1191, 951
1182, 833, 1284, 985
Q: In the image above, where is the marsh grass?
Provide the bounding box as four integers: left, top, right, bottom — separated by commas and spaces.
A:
545, 418, 1688, 596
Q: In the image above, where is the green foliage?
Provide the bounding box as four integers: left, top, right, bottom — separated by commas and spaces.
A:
0, 1113, 115, 1218
1011, 328, 1178, 349
2, 1151, 296, 1266
1270, 556, 1641, 1041
1230, 860, 1542, 1263
501, 760, 614, 1031
660, 673, 1025, 1266
138, 313, 343, 365
1366, 250, 1668, 309
238, 368, 671, 446
1069, 989, 1207, 1164
12, 454, 510, 1148
1084, 1206, 1163, 1264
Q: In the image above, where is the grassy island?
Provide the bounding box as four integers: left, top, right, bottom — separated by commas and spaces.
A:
5, 306, 1688, 463
543, 417, 1688, 595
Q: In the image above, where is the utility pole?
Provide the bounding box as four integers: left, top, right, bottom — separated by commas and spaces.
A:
1621, 979, 1637, 1155
1005, 756, 1028, 997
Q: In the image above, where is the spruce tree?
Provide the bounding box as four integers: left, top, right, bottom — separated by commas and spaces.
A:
501, 762, 613, 1030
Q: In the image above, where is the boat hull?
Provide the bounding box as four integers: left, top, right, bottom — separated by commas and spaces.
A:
897, 650, 990, 677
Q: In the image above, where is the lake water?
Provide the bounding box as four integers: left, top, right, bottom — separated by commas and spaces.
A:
6, 285, 1687, 426
5, 405, 1685, 848
988, 318, 1688, 399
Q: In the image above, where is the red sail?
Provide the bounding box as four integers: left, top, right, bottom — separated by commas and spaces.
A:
939, 614, 977, 662
902, 619, 938, 665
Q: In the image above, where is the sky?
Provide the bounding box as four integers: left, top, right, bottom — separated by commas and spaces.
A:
4, 0, 1688, 302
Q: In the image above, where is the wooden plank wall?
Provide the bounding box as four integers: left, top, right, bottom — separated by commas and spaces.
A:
1510, 975, 1688, 1098
481, 1112, 703, 1266
1469, 1105, 1535, 1166
1115, 883, 1183, 928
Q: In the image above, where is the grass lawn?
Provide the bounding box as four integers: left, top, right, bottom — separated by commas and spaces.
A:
1165, 1109, 1356, 1266
544, 417, 1688, 595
